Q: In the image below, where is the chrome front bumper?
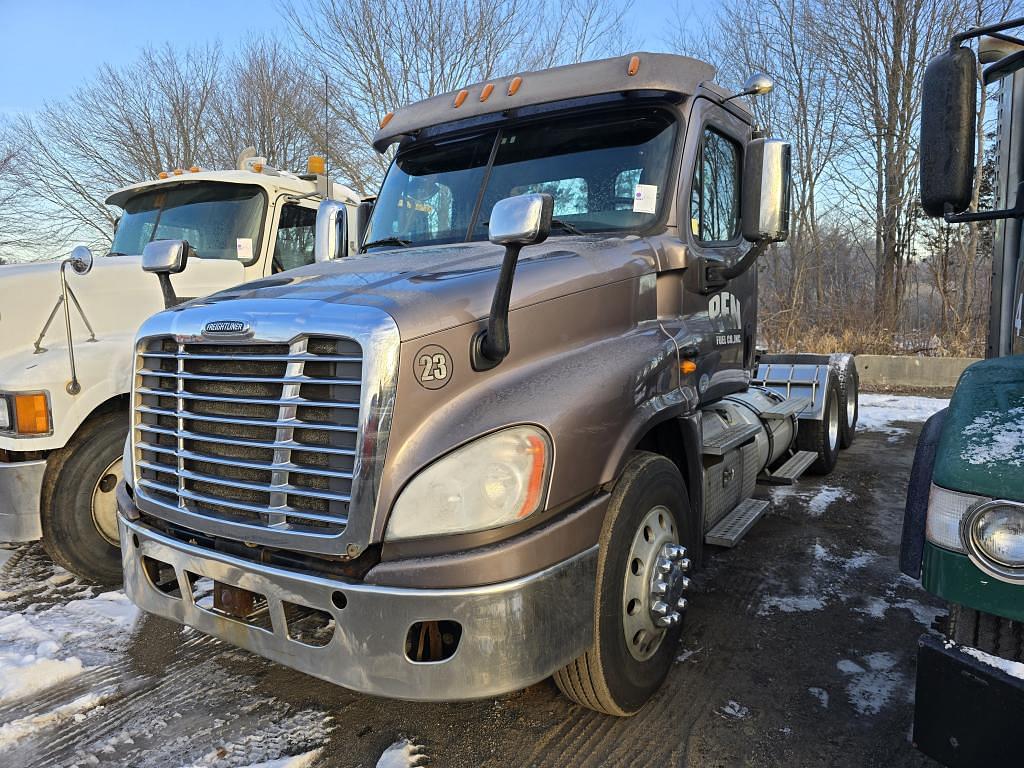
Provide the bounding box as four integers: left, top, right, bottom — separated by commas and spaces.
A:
0, 459, 46, 542
118, 501, 597, 701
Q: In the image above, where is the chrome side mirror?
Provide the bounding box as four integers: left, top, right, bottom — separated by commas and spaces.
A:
741, 138, 791, 243
315, 199, 348, 262
488, 193, 554, 247
142, 239, 191, 274
741, 72, 774, 96
68, 245, 94, 276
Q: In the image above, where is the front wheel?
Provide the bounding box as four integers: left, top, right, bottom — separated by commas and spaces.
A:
40, 412, 127, 584
554, 452, 692, 715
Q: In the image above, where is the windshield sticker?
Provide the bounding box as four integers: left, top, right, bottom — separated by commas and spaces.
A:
236, 237, 254, 261
633, 184, 658, 214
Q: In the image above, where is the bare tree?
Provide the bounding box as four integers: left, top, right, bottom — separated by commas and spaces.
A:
285, 0, 635, 188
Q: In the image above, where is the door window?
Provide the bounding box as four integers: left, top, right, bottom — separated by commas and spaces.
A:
273, 204, 318, 272
690, 128, 741, 243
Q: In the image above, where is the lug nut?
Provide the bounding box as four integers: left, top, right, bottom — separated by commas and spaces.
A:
667, 544, 687, 560
657, 611, 681, 628
679, 558, 691, 572
677, 597, 688, 610
680, 576, 691, 590
653, 580, 668, 596
657, 558, 672, 574
652, 600, 669, 616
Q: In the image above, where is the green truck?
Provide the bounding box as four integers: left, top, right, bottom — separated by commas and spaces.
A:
903, 18, 1024, 767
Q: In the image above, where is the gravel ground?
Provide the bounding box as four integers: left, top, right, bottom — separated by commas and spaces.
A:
0, 399, 946, 767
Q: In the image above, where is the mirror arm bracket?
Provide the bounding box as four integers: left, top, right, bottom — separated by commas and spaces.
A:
699, 239, 770, 294
944, 180, 1024, 223
471, 243, 523, 371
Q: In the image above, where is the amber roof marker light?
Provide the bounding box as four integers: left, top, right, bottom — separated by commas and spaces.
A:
453, 89, 469, 108
507, 76, 523, 96
380, 111, 394, 128
628, 55, 641, 76
480, 83, 494, 102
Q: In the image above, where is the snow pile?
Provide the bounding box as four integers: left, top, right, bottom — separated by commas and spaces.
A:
857, 394, 949, 439
962, 646, 1024, 680
960, 405, 1024, 467
0, 586, 138, 704
770, 484, 854, 519
0, 690, 109, 750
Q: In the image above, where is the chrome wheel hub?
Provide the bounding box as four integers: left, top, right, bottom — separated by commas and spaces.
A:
91, 458, 123, 547
622, 505, 690, 662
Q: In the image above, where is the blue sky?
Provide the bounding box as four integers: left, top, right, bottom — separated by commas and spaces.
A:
0, 0, 712, 116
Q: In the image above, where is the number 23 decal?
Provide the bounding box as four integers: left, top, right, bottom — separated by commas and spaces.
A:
414, 345, 453, 389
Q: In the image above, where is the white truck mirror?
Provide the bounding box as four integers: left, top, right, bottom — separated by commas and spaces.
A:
68, 245, 94, 276
315, 199, 348, 262
142, 240, 191, 274
741, 138, 791, 243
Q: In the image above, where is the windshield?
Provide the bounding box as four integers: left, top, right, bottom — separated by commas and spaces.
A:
364, 107, 678, 249
110, 183, 266, 260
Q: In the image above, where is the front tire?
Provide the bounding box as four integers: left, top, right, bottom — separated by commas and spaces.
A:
554, 452, 692, 715
40, 412, 127, 584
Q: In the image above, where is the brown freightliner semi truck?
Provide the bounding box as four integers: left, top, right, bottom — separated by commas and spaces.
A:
115, 53, 858, 715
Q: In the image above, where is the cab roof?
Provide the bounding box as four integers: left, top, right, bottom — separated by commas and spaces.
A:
373, 52, 720, 152
105, 169, 359, 208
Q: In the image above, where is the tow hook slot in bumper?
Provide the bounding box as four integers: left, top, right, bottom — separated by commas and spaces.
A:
117, 505, 597, 701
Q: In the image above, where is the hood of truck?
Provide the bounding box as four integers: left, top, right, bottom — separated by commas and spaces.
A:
187, 236, 657, 341
933, 355, 1024, 502
0, 256, 246, 363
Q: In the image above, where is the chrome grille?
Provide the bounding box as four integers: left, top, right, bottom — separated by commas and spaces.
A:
133, 336, 362, 537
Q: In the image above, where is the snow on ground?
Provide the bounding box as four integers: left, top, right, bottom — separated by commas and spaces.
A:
757, 539, 877, 617
212, 748, 323, 768
835, 653, 905, 716
960, 405, 1024, 467
375, 739, 429, 768
857, 394, 949, 440
0, 587, 138, 704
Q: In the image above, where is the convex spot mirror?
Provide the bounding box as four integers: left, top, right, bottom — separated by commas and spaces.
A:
488, 193, 554, 247
142, 239, 192, 274
742, 138, 791, 243
314, 199, 348, 262
67, 245, 93, 276
920, 46, 977, 217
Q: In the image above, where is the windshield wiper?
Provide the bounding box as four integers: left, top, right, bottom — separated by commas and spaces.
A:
362, 236, 412, 250
550, 218, 584, 235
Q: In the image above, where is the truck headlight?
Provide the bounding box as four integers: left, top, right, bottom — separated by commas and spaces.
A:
963, 500, 1024, 582
0, 391, 52, 436
385, 426, 551, 541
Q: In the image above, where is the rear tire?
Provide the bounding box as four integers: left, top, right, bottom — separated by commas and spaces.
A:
40, 412, 126, 585
832, 355, 859, 449
796, 377, 840, 475
554, 452, 691, 715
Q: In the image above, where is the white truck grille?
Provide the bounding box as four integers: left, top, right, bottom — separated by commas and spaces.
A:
133, 336, 362, 537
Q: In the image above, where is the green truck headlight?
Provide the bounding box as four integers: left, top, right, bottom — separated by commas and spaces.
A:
963, 500, 1024, 581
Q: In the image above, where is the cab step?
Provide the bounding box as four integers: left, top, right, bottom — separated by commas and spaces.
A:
759, 396, 811, 420
705, 498, 771, 547
701, 422, 761, 456
758, 450, 817, 485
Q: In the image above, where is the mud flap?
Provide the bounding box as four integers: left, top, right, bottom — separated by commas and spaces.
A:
914, 632, 1024, 767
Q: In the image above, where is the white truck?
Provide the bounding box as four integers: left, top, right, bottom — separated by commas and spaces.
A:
0, 155, 363, 583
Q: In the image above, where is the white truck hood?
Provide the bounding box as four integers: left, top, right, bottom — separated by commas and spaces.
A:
0, 256, 245, 360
